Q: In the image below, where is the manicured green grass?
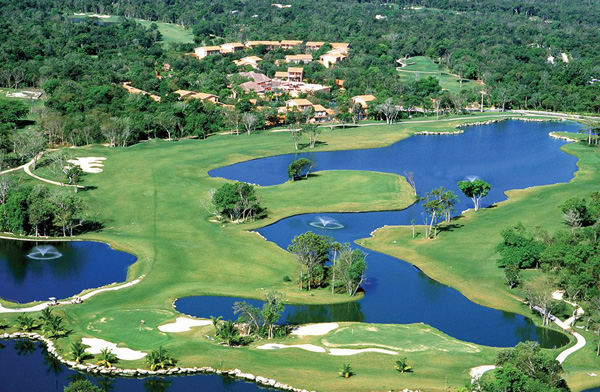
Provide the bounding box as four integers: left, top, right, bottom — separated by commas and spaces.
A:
398, 56, 481, 94
3, 112, 587, 391
259, 170, 415, 222
358, 142, 600, 389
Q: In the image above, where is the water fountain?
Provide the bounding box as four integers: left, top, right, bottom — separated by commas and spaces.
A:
26, 245, 63, 260
308, 216, 345, 230
465, 175, 479, 182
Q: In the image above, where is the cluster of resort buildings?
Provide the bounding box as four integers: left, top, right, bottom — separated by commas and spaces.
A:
120, 39, 383, 125
193, 40, 350, 69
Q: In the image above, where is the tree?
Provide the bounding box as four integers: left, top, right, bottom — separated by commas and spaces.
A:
560, 197, 591, 229
333, 245, 367, 296
233, 301, 261, 335
71, 341, 93, 364
420, 187, 454, 238
225, 108, 243, 135
12, 130, 46, 168
495, 223, 545, 269
96, 347, 117, 368
146, 346, 177, 370
215, 320, 242, 346
303, 123, 321, 148
487, 341, 568, 391
338, 363, 353, 378
288, 231, 331, 290
261, 290, 285, 339
522, 276, 560, 326
287, 158, 314, 181
376, 98, 399, 124
51, 192, 86, 236
16, 314, 37, 332
290, 125, 302, 150
212, 182, 263, 222
64, 380, 102, 392
241, 112, 258, 135
504, 263, 521, 289
457, 179, 491, 211
394, 358, 413, 374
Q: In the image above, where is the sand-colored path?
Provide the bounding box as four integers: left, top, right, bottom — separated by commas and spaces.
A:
0, 275, 144, 313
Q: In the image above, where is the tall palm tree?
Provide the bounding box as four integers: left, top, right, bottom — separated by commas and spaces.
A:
331, 242, 341, 294
96, 347, 118, 368
146, 346, 176, 370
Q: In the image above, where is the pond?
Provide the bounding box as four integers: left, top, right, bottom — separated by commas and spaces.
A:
0, 339, 265, 392
0, 240, 136, 303
178, 120, 582, 348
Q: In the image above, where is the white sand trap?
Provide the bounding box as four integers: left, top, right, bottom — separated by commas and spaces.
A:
158, 317, 212, 333
256, 343, 326, 353
470, 365, 496, 381
89, 14, 111, 18
291, 323, 339, 336
82, 338, 146, 360
328, 348, 397, 356
68, 157, 106, 173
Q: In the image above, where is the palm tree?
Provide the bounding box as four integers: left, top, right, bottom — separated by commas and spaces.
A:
218, 320, 241, 346
338, 363, 353, 378
43, 314, 68, 339
16, 314, 37, 332
0, 318, 8, 329
71, 341, 92, 364
96, 347, 118, 368
39, 307, 54, 326
394, 357, 413, 374
146, 346, 177, 370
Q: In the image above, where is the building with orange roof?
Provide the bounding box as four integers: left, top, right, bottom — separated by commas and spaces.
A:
280, 40, 303, 49
194, 46, 222, 59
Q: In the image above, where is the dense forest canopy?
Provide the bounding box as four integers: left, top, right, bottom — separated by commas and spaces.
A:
1, 0, 600, 150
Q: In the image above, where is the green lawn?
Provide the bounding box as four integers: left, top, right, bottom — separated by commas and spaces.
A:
398, 56, 481, 94
3, 112, 595, 391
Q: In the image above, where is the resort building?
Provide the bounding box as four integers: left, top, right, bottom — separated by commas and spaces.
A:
174, 90, 219, 103
220, 42, 245, 53
121, 82, 161, 102
238, 71, 271, 86
194, 46, 222, 59
312, 104, 329, 122
245, 41, 281, 50
233, 56, 263, 69
305, 41, 325, 52
285, 54, 313, 64
352, 94, 377, 120
286, 99, 314, 111
320, 50, 347, 68
280, 40, 303, 49
274, 71, 289, 81
287, 67, 304, 82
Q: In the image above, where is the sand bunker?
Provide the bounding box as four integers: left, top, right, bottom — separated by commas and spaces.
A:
158, 317, 212, 333
470, 365, 496, 381
290, 323, 339, 336
82, 338, 146, 360
328, 348, 398, 356
256, 343, 326, 353
68, 157, 106, 173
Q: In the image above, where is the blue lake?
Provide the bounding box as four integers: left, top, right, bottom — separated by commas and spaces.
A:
0, 241, 137, 303
0, 339, 265, 392
178, 120, 583, 348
